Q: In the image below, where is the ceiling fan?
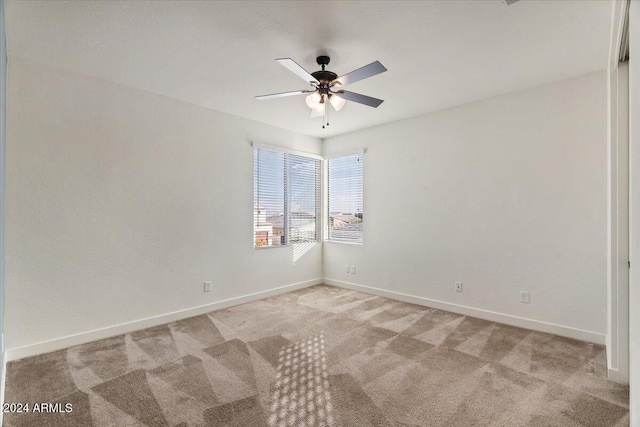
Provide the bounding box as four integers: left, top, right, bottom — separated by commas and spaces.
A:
256, 56, 387, 128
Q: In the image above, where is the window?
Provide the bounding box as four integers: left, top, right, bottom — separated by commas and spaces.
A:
253, 147, 320, 248
327, 153, 364, 244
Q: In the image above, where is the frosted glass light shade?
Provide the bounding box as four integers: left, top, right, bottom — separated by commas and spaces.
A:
329, 95, 346, 111
312, 101, 325, 115
305, 93, 321, 108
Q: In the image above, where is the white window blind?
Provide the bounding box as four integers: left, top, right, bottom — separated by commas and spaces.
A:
254, 148, 286, 247
253, 147, 320, 248
288, 154, 321, 243
327, 153, 364, 244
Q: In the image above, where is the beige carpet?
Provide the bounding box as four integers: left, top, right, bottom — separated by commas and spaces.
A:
4, 285, 630, 426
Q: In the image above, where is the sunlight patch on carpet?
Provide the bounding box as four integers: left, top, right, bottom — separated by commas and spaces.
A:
269, 333, 335, 427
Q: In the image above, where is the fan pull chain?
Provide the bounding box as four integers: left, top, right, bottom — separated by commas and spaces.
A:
322, 94, 327, 129
326, 99, 329, 127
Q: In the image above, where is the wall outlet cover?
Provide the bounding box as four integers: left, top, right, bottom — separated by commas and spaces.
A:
204, 281, 212, 292
455, 282, 463, 292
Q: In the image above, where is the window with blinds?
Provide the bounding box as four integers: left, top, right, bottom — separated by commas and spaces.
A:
327, 153, 364, 244
253, 147, 320, 248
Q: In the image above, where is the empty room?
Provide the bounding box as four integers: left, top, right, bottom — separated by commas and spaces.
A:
0, 0, 639, 426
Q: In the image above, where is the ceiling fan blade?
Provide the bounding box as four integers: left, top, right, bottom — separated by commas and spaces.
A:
276, 58, 319, 85
255, 90, 312, 100
336, 90, 384, 108
332, 61, 387, 87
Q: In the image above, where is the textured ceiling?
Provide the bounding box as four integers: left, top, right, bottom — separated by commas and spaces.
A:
4, 0, 612, 138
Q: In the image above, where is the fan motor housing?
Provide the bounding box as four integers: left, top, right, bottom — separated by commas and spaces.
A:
311, 70, 337, 84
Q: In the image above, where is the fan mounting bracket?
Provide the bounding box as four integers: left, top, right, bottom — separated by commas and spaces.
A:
316, 55, 330, 70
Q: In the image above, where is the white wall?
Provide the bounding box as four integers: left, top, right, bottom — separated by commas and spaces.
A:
5, 56, 322, 356
323, 71, 608, 342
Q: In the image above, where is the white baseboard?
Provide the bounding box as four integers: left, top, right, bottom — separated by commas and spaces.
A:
6, 278, 322, 362
324, 278, 606, 345
608, 368, 630, 385
6, 277, 607, 361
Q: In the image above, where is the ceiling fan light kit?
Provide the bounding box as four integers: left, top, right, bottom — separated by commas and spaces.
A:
256, 55, 387, 129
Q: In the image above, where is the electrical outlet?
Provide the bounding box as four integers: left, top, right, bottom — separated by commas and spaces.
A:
345, 265, 351, 273
455, 282, 463, 292
520, 291, 530, 304
204, 281, 212, 292
350, 265, 356, 274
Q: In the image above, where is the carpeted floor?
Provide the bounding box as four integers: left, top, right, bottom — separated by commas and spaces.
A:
4, 284, 630, 426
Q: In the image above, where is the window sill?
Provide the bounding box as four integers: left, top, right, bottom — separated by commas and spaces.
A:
254, 241, 320, 250
324, 240, 363, 246
254, 244, 290, 250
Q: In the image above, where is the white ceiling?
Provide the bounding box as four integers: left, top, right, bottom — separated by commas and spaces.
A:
4, 0, 612, 138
